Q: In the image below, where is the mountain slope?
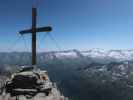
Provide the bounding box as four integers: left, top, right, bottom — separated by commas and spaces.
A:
1, 49, 133, 100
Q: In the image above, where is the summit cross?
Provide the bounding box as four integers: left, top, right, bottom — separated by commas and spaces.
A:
19, 7, 52, 66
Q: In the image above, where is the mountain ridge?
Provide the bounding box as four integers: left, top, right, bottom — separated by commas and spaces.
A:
1, 49, 133, 61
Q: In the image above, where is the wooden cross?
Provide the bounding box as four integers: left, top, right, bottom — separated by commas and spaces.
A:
19, 7, 52, 66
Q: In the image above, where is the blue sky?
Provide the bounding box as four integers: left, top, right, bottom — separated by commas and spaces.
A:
0, 0, 133, 51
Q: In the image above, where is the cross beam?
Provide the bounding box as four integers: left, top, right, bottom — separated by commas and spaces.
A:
19, 7, 52, 66
19, 26, 52, 34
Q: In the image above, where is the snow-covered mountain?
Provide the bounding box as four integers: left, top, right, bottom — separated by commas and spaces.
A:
41, 49, 133, 61
2, 49, 133, 64
81, 49, 133, 60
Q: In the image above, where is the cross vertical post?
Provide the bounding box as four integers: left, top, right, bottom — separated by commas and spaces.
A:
32, 7, 37, 66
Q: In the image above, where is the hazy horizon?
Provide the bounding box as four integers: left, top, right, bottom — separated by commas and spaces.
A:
2, 48, 133, 53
